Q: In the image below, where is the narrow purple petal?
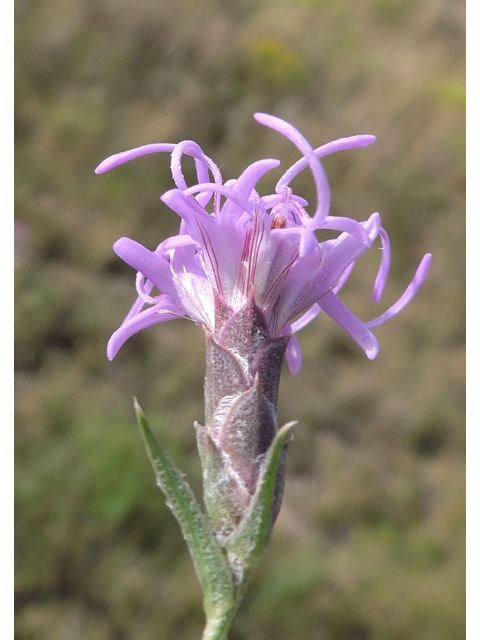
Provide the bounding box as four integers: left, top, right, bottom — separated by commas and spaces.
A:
123, 290, 151, 325
311, 213, 381, 298
170, 140, 223, 190
277, 135, 376, 188
372, 227, 391, 302
254, 113, 331, 228
262, 193, 309, 209
290, 303, 322, 333
319, 290, 379, 359
183, 183, 254, 216
366, 253, 432, 328
136, 272, 164, 305
321, 215, 369, 244
107, 297, 184, 360
316, 135, 377, 155
95, 143, 176, 174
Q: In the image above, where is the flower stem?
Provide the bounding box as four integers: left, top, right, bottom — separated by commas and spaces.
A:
202, 600, 239, 640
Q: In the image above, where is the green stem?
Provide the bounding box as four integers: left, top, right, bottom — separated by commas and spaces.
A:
201, 600, 239, 640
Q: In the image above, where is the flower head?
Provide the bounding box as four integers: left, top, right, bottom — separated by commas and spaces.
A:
97, 113, 431, 374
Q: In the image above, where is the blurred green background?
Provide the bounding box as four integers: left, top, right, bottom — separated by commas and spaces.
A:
15, 0, 465, 638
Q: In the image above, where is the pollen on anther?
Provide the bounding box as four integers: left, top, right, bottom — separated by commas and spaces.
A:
271, 215, 287, 230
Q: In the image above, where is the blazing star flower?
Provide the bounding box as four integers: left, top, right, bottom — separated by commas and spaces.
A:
97, 115, 431, 637
97, 113, 431, 375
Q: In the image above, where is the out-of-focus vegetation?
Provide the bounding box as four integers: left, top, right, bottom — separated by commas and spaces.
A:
15, 0, 465, 638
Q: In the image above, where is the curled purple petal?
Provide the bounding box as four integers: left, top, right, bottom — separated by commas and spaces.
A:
311, 212, 380, 299
277, 134, 376, 190
171, 140, 223, 190
321, 215, 370, 244
183, 182, 254, 217
262, 193, 309, 209
254, 113, 331, 228
107, 297, 184, 360
366, 254, 432, 329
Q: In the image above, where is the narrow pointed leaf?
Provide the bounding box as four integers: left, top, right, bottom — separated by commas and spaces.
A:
135, 400, 234, 611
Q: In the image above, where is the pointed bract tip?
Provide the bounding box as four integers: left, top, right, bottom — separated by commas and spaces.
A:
133, 397, 144, 418
275, 421, 297, 449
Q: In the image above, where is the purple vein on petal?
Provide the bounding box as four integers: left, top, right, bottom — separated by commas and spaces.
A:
290, 260, 356, 334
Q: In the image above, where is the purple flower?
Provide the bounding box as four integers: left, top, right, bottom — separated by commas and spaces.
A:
96, 113, 431, 375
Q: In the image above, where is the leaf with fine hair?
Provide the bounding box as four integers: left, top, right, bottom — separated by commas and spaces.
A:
134, 399, 234, 615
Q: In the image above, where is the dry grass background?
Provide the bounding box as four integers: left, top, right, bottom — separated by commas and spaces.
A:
15, 1, 465, 638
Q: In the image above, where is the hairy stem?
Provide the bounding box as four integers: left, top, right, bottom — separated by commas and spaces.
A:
201, 600, 240, 640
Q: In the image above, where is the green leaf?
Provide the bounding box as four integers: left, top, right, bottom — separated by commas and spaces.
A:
224, 421, 296, 581
134, 399, 234, 614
